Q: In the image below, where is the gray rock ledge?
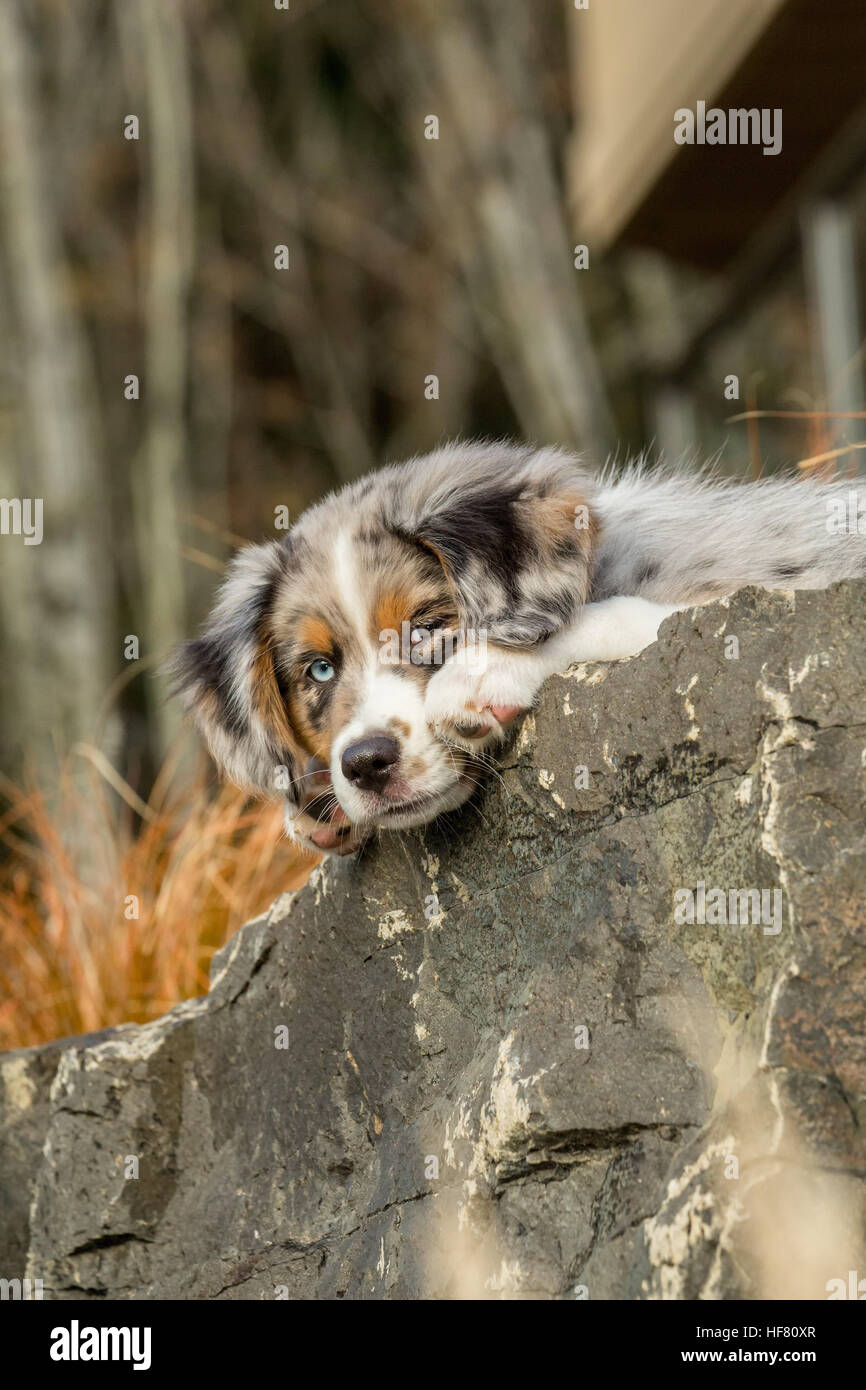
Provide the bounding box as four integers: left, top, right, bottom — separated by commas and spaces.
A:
2, 582, 864, 1299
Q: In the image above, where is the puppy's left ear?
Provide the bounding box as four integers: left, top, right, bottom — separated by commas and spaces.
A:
401, 445, 598, 646
169, 540, 306, 804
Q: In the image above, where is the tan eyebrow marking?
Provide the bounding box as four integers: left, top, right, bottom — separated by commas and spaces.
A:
296, 616, 335, 655
373, 588, 416, 636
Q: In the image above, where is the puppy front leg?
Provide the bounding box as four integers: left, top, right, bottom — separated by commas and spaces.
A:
424, 597, 683, 750
545, 595, 685, 666
424, 639, 557, 750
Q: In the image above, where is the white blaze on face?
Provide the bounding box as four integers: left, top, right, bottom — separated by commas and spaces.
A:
329, 528, 464, 823
333, 667, 429, 812
333, 527, 370, 655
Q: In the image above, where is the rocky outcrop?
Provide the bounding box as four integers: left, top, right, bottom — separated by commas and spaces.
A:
2, 582, 865, 1299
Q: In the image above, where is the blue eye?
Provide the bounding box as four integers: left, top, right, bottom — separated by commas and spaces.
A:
309, 658, 335, 684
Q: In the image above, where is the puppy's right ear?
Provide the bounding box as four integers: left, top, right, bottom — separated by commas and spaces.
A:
170, 540, 305, 804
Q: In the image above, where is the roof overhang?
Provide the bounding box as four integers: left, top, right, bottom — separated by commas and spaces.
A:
568, 0, 866, 270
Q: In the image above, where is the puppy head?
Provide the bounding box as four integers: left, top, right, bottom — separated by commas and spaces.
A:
174, 443, 596, 847
270, 516, 483, 832
171, 520, 481, 848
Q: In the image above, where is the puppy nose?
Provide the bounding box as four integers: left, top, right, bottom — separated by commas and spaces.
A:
341, 734, 400, 793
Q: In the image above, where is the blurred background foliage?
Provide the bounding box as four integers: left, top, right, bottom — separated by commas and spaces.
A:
0, 0, 616, 786
1, 0, 865, 1041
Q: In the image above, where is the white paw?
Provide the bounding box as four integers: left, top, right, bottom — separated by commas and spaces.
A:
424, 646, 543, 750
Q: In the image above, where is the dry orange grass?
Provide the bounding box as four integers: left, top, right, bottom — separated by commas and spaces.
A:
0, 754, 315, 1052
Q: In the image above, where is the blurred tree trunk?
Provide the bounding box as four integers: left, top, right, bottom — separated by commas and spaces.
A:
0, 0, 113, 777
127, 0, 196, 757
190, 0, 378, 486
397, 0, 614, 457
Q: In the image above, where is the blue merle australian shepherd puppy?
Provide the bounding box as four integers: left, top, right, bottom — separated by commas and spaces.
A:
173, 441, 866, 856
